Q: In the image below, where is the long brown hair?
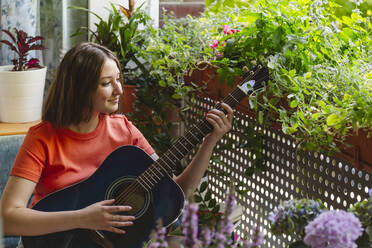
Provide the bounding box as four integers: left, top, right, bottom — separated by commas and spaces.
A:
42, 42, 122, 128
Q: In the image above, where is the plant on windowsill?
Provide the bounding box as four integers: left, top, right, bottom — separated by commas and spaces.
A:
203, 0, 372, 172
0, 28, 46, 123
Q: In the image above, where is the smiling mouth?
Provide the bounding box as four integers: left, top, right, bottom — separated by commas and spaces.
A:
109, 99, 119, 103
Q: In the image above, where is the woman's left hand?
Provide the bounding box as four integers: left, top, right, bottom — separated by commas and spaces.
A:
205, 102, 233, 144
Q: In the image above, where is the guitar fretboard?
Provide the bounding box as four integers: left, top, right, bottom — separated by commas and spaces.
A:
136, 86, 249, 191
135, 66, 268, 191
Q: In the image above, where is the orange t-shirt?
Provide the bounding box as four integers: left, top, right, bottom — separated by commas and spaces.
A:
10, 114, 155, 208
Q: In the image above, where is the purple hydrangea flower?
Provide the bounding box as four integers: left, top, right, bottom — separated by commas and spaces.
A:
304, 210, 363, 248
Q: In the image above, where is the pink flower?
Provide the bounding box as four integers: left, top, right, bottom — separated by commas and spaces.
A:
210, 39, 219, 49
223, 25, 233, 35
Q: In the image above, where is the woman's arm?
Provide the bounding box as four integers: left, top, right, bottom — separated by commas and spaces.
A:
175, 103, 233, 198
1, 176, 135, 236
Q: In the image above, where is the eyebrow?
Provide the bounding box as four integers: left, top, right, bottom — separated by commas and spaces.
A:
100, 74, 120, 80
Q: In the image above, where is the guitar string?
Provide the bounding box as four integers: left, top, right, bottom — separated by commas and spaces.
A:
113, 73, 269, 207
112, 89, 245, 206
112, 74, 269, 207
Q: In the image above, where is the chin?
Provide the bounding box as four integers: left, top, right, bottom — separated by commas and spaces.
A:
101, 106, 118, 114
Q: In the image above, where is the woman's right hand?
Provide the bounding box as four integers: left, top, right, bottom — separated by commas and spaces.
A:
78, 199, 135, 234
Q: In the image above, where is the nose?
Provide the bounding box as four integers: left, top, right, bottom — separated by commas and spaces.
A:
113, 81, 123, 95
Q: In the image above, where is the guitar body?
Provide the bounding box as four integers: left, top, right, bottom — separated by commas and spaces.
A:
22, 66, 268, 248
22, 145, 185, 248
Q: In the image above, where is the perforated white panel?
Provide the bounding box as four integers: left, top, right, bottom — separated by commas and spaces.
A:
184, 95, 371, 247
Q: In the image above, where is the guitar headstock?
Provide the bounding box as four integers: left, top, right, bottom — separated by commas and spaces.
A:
239, 65, 269, 95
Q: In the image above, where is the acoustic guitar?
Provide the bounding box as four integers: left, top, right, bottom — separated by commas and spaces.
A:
22, 66, 269, 248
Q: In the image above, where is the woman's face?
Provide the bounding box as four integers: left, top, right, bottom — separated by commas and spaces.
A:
92, 58, 122, 114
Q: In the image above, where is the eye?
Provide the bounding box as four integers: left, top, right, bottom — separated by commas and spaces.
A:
101, 82, 111, 87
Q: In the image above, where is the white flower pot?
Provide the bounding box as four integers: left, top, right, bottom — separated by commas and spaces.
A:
0, 65, 47, 123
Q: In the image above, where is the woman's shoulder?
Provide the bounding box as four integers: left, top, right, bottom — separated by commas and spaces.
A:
28, 121, 57, 138
102, 114, 137, 132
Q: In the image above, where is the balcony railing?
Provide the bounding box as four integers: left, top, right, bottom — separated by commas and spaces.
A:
183, 93, 371, 247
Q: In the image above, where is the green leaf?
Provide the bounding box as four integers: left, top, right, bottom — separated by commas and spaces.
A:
312, 113, 320, 119
290, 100, 298, 108
212, 205, 220, 213
194, 194, 202, 203
326, 113, 340, 126
289, 240, 311, 248
158, 80, 166, 87
288, 69, 296, 77
208, 198, 217, 208
199, 181, 208, 193
205, 190, 212, 201
258, 111, 263, 124
304, 72, 312, 79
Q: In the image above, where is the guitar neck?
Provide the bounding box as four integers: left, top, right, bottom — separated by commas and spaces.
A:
136, 67, 268, 191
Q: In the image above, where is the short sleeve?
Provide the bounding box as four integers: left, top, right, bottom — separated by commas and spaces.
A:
10, 131, 46, 183
125, 118, 155, 156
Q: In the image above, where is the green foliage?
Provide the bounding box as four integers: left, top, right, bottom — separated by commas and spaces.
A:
349, 198, 372, 247
207, 0, 372, 154
205, 0, 255, 13
70, 3, 151, 83
268, 198, 327, 238
193, 181, 222, 228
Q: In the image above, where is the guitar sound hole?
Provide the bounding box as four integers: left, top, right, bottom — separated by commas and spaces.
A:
106, 177, 151, 219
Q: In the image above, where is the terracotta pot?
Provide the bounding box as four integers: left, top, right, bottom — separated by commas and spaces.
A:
185, 63, 267, 120
120, 84, 152, 121
335, 129, 372, 174
121, 84, 137, 114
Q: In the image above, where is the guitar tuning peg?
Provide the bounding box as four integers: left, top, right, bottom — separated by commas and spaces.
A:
258, 64, 262, 69
250, 71, 254, 76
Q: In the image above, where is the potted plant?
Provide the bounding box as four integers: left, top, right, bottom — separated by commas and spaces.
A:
197, 0, 372, 171
70, 0, 152, 116
0, 28, 46, 123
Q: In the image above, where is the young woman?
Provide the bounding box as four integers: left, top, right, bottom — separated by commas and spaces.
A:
0, 42, 233, 246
